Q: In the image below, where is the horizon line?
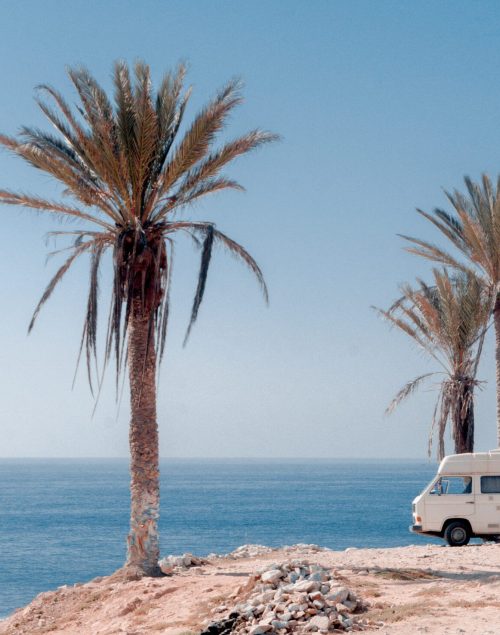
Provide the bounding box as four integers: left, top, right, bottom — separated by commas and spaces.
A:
0, 455, 435, 461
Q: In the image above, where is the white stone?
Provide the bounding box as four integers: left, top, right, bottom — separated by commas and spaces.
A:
309, 615, 329, 631
158, 559, 174, 575
261, 569, 283, 584
293, 580, 318, 593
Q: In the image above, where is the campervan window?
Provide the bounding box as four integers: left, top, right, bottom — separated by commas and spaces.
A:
430, 476, 472, 495
481, 476, 500, 493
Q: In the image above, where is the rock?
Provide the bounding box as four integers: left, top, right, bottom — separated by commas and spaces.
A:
341, 599, 357, 611
293, 580, 318, 593
309, 572, 326, 582
271, 620, 288, 629
158, 560, 174, 575
250, 626, 272, 634
226, 545, 275, 559
326, 587, 349, 604
309, 615, 330, 631
261, 569, 284, 584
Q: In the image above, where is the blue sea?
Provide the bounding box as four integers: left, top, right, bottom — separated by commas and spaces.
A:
0, 458, 438, 618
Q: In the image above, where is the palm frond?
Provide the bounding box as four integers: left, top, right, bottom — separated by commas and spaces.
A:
385, 373, 436, 415
183, 224, 215, 345
156, 78, 242, 201
29, 241, 94, 332
213, 229, 269, 303
0, 190, 113, 229
399, 234, 470, 272
174, 130, 278, 199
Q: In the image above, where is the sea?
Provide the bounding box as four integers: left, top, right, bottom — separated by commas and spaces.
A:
0, 458, 439, 618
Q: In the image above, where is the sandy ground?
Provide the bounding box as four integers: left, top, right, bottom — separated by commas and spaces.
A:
2, 542, 500, 634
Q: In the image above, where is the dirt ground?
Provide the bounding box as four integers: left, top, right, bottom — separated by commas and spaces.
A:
2, 543, 500, 635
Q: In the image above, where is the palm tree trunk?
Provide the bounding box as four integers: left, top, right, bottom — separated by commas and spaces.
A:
125, 305, 161, 576
495, 294, 500, 448
452, 381, 474, 454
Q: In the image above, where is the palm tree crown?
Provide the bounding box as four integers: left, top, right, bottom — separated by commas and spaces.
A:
376, 269, 490, 458
0, 61, 276, 384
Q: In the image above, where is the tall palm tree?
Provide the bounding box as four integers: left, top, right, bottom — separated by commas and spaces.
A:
400, 175, 500, 445
375, 269, 490, 459
0, 62, 277, 576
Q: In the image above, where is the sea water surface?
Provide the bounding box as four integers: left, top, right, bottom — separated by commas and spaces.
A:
0, 458, 438, 617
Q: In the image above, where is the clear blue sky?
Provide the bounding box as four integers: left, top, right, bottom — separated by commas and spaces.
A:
1, 0, 500, 459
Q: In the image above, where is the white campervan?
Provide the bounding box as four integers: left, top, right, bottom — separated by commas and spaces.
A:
411, 451, 500, 546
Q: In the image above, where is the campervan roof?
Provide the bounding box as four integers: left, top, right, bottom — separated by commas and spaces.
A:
438, 450, 500, 476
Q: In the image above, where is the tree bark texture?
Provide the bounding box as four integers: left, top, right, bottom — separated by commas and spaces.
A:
125, 306, 161, 575
452, 381, 474, 455
495, 294, 500, 448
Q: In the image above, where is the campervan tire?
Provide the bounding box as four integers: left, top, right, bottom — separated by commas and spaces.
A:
444, 521, 470, 547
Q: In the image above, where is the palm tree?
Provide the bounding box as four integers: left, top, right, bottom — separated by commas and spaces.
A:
375, 269, 490, 459
400, 175, 500, 445
0, 62, 277, 576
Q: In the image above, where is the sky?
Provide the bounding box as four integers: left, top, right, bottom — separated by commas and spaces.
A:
1, 0, 500, 459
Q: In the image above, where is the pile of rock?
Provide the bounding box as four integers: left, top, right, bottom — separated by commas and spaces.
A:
209, 544, 332, 561
158, 552, 209, 574
281, 545, 332, 556
215, 545, 276, 560
203, 560, 367, 634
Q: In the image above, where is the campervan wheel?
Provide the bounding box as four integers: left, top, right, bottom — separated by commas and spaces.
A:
444, 521, 470, 547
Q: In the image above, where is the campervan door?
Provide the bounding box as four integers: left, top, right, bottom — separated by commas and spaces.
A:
424, 474, 475, 530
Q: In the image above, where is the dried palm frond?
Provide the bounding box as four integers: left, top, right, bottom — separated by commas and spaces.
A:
403, 175, 500, 286
385, 373, 437, 415
375, 268, 490, 458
